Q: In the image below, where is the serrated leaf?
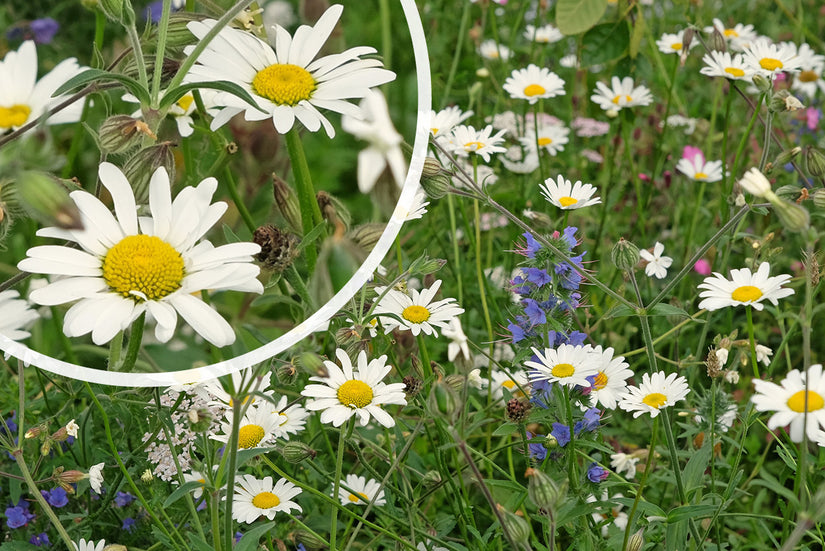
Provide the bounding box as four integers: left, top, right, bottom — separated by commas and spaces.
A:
159, 81, 263, 112
52, 68, 150, 105
234, 521, 277, 551
581, 22, 630, 67
163, 480, 204, 507
556, 0, 609, 36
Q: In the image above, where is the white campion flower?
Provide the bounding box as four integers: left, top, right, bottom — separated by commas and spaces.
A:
88, 463, 104, 493
65, 419, 79, 438
639, 242, 673, 279
442, 317, 471, 362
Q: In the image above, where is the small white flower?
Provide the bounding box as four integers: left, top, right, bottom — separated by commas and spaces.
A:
211, 403, 281, 450
697, 262, 794, 311
700, 50, 754, 81
639, 242, 673, 280
65, 419, 79, 438
656, 30, 697, 55
478, 39, 511, 61
429, 105, 473, 140
738, 167, 772, 197
523, 24, 564, 43
519, 123, 570, 157
526, 344, 599, 388
753, 364, 825, 442
715, 347, 730, 367
448, 124, 508, 163
755, 344, 773, 366
743, 38, 803, 77
73, 539, 106, 551
610, 452, 640, 478
703, 19, 757, 51
335, 474, 386, 506
270, 395, 309, 440
88, 463, 104, 494
586, 346, 633, 410
0, 290, 39, 341
503, 64, 566, 104
231, 475, 302, 523
591, 76, 653, 112
373, 279, 464, 337
442, 317, 471, 362
539, 175, 601, 210
676, 153, 724, 182
618, 371, 690, 418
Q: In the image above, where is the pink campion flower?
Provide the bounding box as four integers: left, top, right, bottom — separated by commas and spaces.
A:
806, 107, 821, 131
682, 145, 705, 165
694, 259, 712, 275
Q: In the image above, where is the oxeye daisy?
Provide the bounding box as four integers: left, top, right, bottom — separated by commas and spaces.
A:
791, 43, 825, 99
618, 371, 690, 418
539, 175, 602, 210
519, 123, 570, 156
184, 4, 395, 137
585, 346, 633, 410
0, 290, 39, 341
700, 50, 754, 81
204, 371, 274, 411
478, 39, 511, 61
373, 279, 465, 337
523, 24, 564, 44
743, 38, 802, 77
429, 105, 473, 143
270, 395, 309, 440
73, 539, 106, 551
656, 30, 697, 55
335, 474, 386, 506
697, 262, 794, 311
0, 41, 85, 132
591, 76, 653, 112
752, 364, 825, 442
675, 152, 724, 182
180, 469, 209, 500
17, 163, 263, 347
526, 344, 600, 388
503, 64, 566, 104
484, 369, 530, 401
448, 124, 508, 163
639, 242, 673, 280
211, 403, 280, 450
231, 475, 301, 523
301, 349, 407, 428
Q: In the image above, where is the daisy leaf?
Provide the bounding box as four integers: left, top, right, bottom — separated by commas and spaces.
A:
556, 0, 608, 36
52, 68, 150, 105
159, 81, 263, 112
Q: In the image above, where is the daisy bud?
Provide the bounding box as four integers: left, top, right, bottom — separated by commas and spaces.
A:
769, 90, 804, 112
751, 74, 772, 93
281, 442, 316, 464
296, 351, 324, 374
813, 189, 825, 210
420, 157, 452, 199
737, 167, 774, 198
272, 175, 303, 234
476, 67, 490, 78
103, 545, 128, 551
679, 29, 695, 65
545, 434, 559, 449
252, 225, 300, 273
627, 528, 645, 551
408, 254, 447, 276
151, 12, 201, 47
805, 146, 825, 178
275, 361, 298, 385
16, 171, 83, 230
99, 115, 156, 154
123, 142, 175, 203
347, 223, 386, 252
141, 469, 153, 482
496, 505, 530, 546
611, 237, 640, 272
526, 467, 565, 514
770, 196, 810, 232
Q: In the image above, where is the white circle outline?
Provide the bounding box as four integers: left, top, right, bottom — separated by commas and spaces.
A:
0, 0, 432, 387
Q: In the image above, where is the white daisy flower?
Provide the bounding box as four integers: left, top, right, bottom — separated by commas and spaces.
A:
753, 364, 825, 442
184, 5, 396, 137
519, 123, 570, 156
610, 452, 640, 478
697, 262, 794, 311
448, 124, 508, 163
0, 41, 85, 132
695, 404, 738, 432
700, 50, 754, 81
559, 54, 578, 68
73, 539, 106, 551
17, 163, 263, 347
341, 89, 406, 193
639, 242, 673, 280
503, 64, 566, 104
523, 24, 564, 44
656, 30, 697, 55
586, 346, 633, 410
478, 39, 511, 61
123, 90, 218, 138
231, 475, 302, 523
591, 76, 653, 112
301, 349, 407, 427
676, 152, 724, 182
403, 188, 430, 221
417, 542, 449, 551
791, 43, 825, 99
664, 114, 698, 135
501, 145, 540, 174
271, 395, 309, 440
618, 371, 690, 418
526, 344, 600, 388
181, 469, 209, 500
703, 19, 757, 51
442, 317, 471, 362
743, 38, 803, 77
88, 463, 104, 494
204, 371, 274, 410
0, 290, 39, 341
429, 105, 473, 141
539, 175, 601, 210
335, 474, 386, 506
373, 279, 465, 337
486, 369, 530, 401
211, 402, 281, 450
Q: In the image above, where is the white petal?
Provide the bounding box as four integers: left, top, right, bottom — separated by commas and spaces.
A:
98, 162, 138, 235
168, 293, 235, 347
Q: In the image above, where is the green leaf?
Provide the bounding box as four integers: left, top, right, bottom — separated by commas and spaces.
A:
234, 521, 277, 551
603, 304, 637, 319
556, 0, 609, 36
581, 22, 630, 67
682, 442, 711, 499
236, 446, 277, 469
250, 293, 302, 309
629, 9, 646, 58
648, 303, 692, 318
159, 81, 263, 112
52, 68, 150, 105
163, 480, 204, 507
492, 423, 518, 436
667, 504, 717, 523
222, 223, 243, 244
188, 534, 216, 551
0, 543, 40, 550
296, 221, 328, 252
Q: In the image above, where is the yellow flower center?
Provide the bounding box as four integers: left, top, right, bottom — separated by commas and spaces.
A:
252, 63, 316, 106
502, 380, 516, 389
724, 67, 745, 78
787, 390, 825, 413
799, 70, 818, 83
723, 28, 738, 38
593, 371, 608, 391
176, 94, 195, 112
694, 172, 708, 180
759, 57, 783, 71
337, 380, 374, 408
348, 492, 369, 503
488, 50, 500, 59
670, 43, 683, 50
278, 412, 288, 426
402, 305, 431, 324
537, 137, 553, 146
102, 235, 184, 301
559, 196, 578, 207
430, 127, 439, 135
237, 424, 265, 449
731, 285, 763, 303
642, 392, 667, 409
251, 491, 281, 509
524, 84, 547, 97
464, 141, 484, 151
0, 104, 32, 129
552, 363, 575, 378
612, 94, 632, 105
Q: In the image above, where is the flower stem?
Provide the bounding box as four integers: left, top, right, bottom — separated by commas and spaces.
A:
121, 311, 145, 372
446, 193, 463, 304
416, 333, 433, 383
745, 305, 760, 380
285, 127, 324, 273
563, 386, 578, 493
330, 419, 353, 550
223, 396, 242, 551
12, 450, 75, 549
440, 2, 472, 109
222, 166, 256, 234
661, 409, 704, 546
622, 416, 658, 551
126, 23, 149, 91
473, 200, 494, 348
151, 0, 173, 106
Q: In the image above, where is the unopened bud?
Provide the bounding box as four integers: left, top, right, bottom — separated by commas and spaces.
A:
16, 171, 83, 229
545, 434, 559, 449
679, 29, 695, 65
611, 238, 640, 272
710, 28, 727, 52
317, 191, 351, 231
103, 545, 128, 551
158, 12, 202, 47
98, 0, 135, 25
99, 115, 155, 154
347, 223, 386, 252
25, 424, 46, 439
187, 408, 213, 432
421, 470, 442, 486
408, 254, 447, 276
296, 351, 324, 374
627, 528, 645, 551
123, 142, 175, 203
140, 469, 153, 482
505, 397, 531, 423
805, 146, 825, 178
751, 74, 772, 93
281, 442, 316, 464
813, 189, 825, 209
772, 147, 801, 170
252, 225, 300, 273
706, 347, 722, 378
420, 157, 452, 199
403, 375, 422, 397
54, 468, 85, 491
769, 90, 804, 112
496, 505, 530, 545
523, 209, 553, 228
272, 174, 303, 233
526, 467, 565, 513
41, 440, 52, 456
770, 196, 810, 232
292, 528, 327, 549
275, 361, 298, 385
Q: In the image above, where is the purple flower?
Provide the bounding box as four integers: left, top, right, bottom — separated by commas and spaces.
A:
526, 431, 547, 463
574, 408, 601, 435
561, 226, 578, 249
507, 319, 526, 343
122, 516, 136, 532
234, 532, 243, 544
518, 232, 542, 258
523, 299, 546, 326
524, 267, 552, 287
30, 532, 50, 546
3, 411, 18, 435
5, 501, 35, 529
41, 487, 68, 508
550, 423, 570, 447
114, 491, 136, 508
30, 18, 59, 44
587, 462, 609, 483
